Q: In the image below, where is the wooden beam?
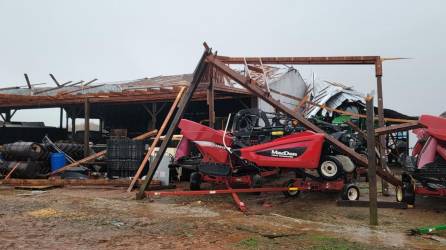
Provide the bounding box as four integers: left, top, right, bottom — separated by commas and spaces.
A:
375, 122, 422, 136
128, 87, 186, 192
217, 55, 380, 65
24, 74, 32, 89
207, 67, 215, 128
365, 95, 378, 225
49, 73, 61, 87
136, 48, 210, 199
1, 178, 161, 187
4, 162, 20, 180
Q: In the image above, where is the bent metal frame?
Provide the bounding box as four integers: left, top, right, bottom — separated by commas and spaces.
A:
137, 43, 408, 202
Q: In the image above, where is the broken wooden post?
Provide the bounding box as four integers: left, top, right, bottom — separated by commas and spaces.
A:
365, 94, 378, 225
84, 98, 90, 158
127, 87, 186, 192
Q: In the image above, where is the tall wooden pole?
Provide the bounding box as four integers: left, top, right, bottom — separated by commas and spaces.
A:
366, 95, 378, 225
207, 70, 215, 128
84, 98, 90, 158
375, 59, 390, 196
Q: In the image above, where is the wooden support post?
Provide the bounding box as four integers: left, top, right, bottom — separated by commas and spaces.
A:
59, 107, 63, 129
84, 98, 90, 157
136, 48, 210, 199
65, 111, 69, 131
5, 109, 11, 122
375, 59, 391, 196
366, 95, 378, 226
207, 67, 215, 128
128, 87, 186, 192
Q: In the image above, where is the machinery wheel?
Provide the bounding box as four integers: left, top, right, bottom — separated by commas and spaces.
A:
250, 174, 263, 195
190, 172, 202, 191
283, 179, 300, 198
318, 156, 343, 181
341, 183, 360, 201
396, 179, 415, 205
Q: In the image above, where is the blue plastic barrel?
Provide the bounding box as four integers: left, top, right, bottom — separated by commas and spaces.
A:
50, 152, 67, 172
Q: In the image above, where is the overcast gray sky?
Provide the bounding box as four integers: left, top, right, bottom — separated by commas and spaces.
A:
0, 0, 445, 126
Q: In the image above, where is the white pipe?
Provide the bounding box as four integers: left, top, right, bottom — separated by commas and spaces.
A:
223, 113, 232, 153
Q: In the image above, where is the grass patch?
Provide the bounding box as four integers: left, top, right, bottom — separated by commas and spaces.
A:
236, 237, 259, 249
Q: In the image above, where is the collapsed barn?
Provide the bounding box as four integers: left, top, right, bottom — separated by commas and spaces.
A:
0, 63, 418, 182
3, 45, 444, 233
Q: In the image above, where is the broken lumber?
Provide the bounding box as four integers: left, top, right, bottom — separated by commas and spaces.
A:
128, 87, 186, 192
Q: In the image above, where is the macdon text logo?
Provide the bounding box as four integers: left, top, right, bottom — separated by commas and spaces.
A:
271, 149, 298, 158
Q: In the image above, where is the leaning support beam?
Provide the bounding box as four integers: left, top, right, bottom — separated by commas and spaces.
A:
375, 122, 422, 136
206, 53, 402, 187
127, 87, 186, 192
366, 95, 378, 225
136, 48, 210, 199
48, 129, 158, 176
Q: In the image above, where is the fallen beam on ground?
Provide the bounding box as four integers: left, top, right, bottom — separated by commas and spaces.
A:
48, 129, 158, 176
0, 178, 161, 187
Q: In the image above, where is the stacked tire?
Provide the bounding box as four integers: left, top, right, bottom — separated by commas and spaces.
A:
0, 142, 50, 178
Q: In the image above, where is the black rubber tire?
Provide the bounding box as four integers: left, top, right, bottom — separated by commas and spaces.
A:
396, 176, 415, 205
317, 156, 343, 181
282, 179, 300, 198
341, 183, 360, 201
250, 174, 263, 195
190, 172, 202, 191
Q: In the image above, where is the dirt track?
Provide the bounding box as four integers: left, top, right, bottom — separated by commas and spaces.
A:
1, 184, 446, 249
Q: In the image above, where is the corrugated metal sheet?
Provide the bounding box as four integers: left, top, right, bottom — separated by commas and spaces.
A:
258, 69, 307, 113
305, 80, 364, 117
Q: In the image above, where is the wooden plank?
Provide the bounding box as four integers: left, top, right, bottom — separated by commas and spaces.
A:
4, 162, 20, 180
127, 87, 186, 192
48, 129, 158, 176
1, 178, 161, 187
365, 95, 378, 225
375, 122, 422, 136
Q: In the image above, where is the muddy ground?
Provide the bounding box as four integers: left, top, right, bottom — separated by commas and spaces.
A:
1, 183, 446, 250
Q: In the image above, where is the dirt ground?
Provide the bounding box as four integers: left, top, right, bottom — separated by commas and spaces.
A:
1, 183, 446, 250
